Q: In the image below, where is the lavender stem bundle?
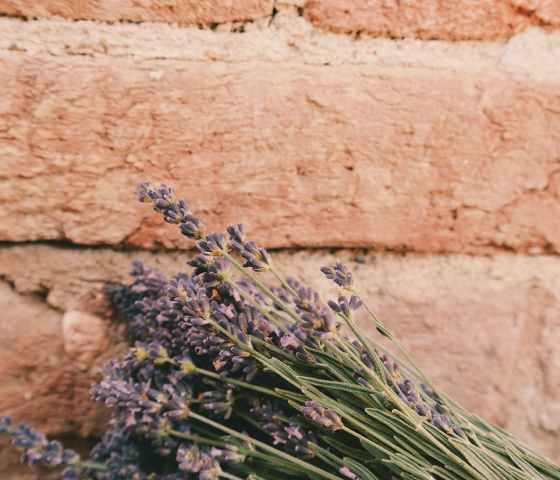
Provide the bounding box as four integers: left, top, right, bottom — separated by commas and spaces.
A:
2, 181, 559, 480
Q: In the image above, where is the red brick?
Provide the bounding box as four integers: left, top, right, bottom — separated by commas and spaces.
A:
1, 51, 560, 254
0, 0, 274, 25
303, 0, 560, 40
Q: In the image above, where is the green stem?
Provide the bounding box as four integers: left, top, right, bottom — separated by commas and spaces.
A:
354, 291, 453, 412
222, 252, 302, 325
316, 452, 343, 471
270, 267, 300, 299
226, 279, 293, 335
169, 430, 228, 448
414, 424, 486, 480
333, 336, 366, 367
219, 472, 246, 480
243, 449, 333, 478
205, 317, 271, 367
341, 312, 389, 386
195, 367, 285, 399
218, 472, 244, 480
188, 411, 341, 480
334, 338, 416, 422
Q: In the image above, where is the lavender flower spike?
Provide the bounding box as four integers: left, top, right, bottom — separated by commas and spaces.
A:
320, 262, 355, 290
240, 241, 273, 272
196, 232, 228, 257
177, 444, 220, 479
201, 257, 235, 288
136, 181, 207, 240
327, 294, 362, 318
226, 222, 247, 244
1, 416, 81, 479
301, 401, 343, 431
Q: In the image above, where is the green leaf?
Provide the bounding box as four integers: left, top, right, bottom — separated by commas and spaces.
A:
431, 466, 466, 480
323, 436, 372, 463
383, 454, 433, 480
360, 438, 391, 460
275, 389, 309, 403
343, 457, 381, 480
298, 377, 379, 394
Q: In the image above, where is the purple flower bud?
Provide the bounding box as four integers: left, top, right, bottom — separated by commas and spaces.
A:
321, 262, 355, 290
280, 333, 299, 350
433, 414, 452, 434
227, 222, 247, 244
196, 232, 227, 257
421, 383, 442, 402
202, 258, 234, 288
230, 240, 274, 272
326, 409, 342, 424
348, 294, 363, 310
230, 238, 245, 253
340, 467, 364, 480
338, 296, 351, 316
295, 349, 314, 362
415, 404, 428, 417
136, 181, 155, 203
320, 266, 334, 278
0, 416, 11, 436
376, 323, 390, 337
357, 377, 372, 389
327, 300, 341, 313
453, 426, 468, 441
277, 426, 319, 460
301, 401, 342, 431
180, 215, 206, 239
362, 354, 373, 369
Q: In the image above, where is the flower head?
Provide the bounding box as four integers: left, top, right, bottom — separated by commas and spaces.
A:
226, 222, 247, 244
320, 262, 355, 290
196, 232, 228, 257
201, 258, 235, 288
327, 294, 362, 318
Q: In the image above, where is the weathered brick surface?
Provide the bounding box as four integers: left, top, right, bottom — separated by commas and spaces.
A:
0, 280, 116, 480
0, 245, 559, 466
0, 0, 274, 25
1, 51, 560, 254
303, 0, 560, 40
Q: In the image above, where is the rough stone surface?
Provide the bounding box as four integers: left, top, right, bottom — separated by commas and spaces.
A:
3, 16, 560, 75
1, 32, 559, 254
0, 244, 560, 465
62, 311, 109, 365
0, 0, 274, 26
0, 280, 120, 480
304, 0, 560, 40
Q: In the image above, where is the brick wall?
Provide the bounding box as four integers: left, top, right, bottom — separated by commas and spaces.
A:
1, 1, 560, 477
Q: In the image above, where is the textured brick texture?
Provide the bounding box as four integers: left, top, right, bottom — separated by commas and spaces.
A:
0, 0, 274, 25
0, 279, 117, 480
2, 0, 560, 39
0, 245, 559, 469
1, 3, 560, 477
1, 48, 560, 254
304, 0, 560, 40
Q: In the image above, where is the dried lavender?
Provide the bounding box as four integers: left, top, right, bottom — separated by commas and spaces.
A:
128, 181, 560, 480
3, 181, 560, 480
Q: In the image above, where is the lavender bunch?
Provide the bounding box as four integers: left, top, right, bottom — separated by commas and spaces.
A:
3, 181, 560, 480
129, 181, 560, 480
